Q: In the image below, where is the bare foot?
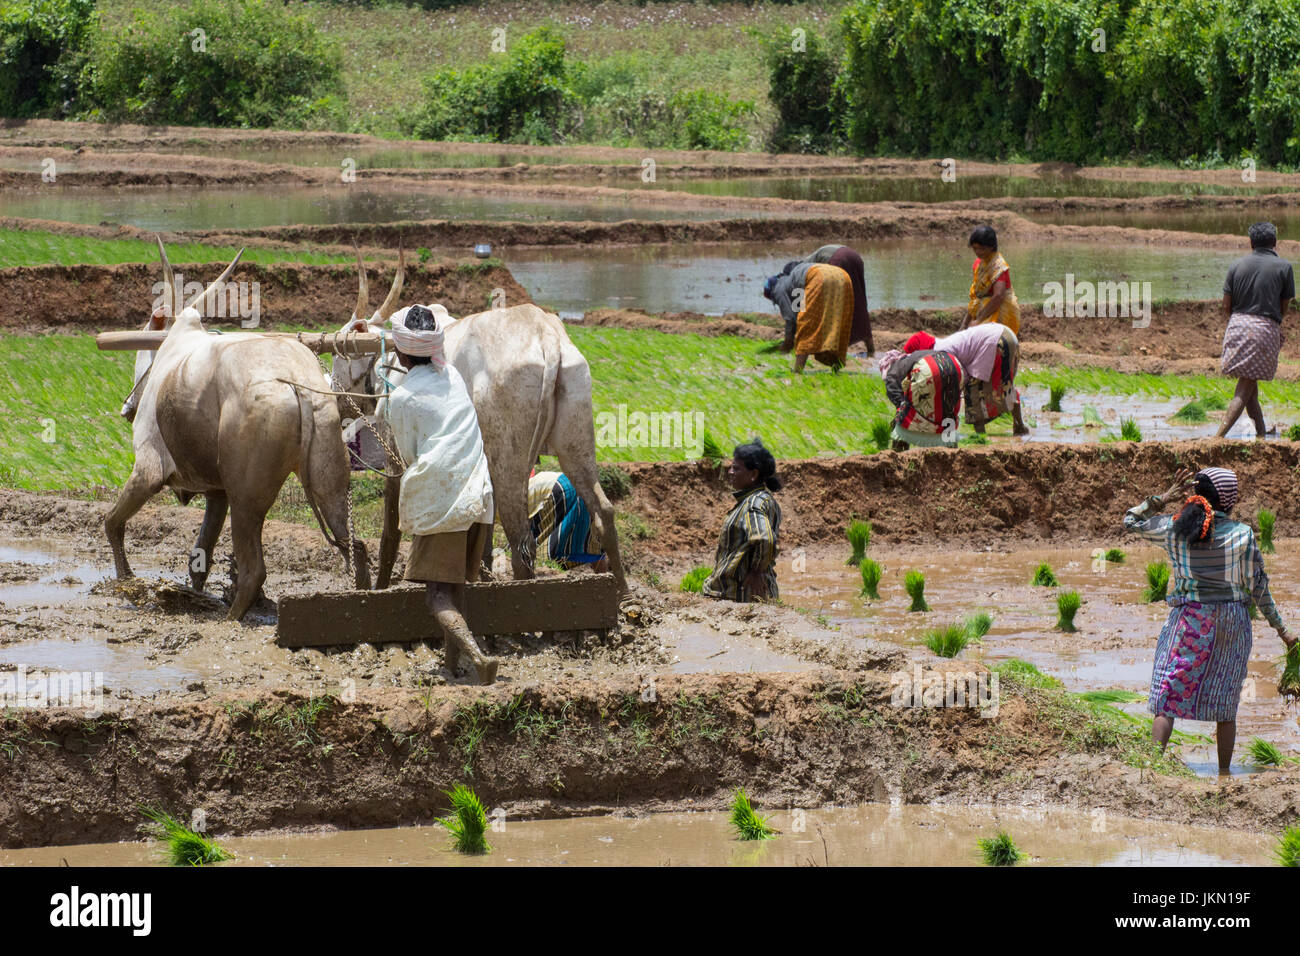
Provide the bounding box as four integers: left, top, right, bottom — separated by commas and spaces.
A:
1013, 425, 1031, 436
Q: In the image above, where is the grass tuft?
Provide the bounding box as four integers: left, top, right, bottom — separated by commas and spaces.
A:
1120, 417, 1142, 441
1104, 548, 1125, 563
965, 610, 993, 640
730, 788, 777, 841
1143, 561, 1170, 603
1258, 508, 1276, 554
679, 565, 713, 593
860, 558, 883, 601
1288, 424, 1300, 442
993, 658, 1064, 690
141, 806, 233, 867
1276, 826, 1300, 867
925, 622, 975, 658
1031, 562, 1059, 588
1055, 590, 1081, 632
978, 830, 1023, 866
904, 570, 929, 612
436, 783, 490, 854
1077, 689, 1145, 704
845, 519, 871, 566
1169, 400, 1207, 423
870, 420, 893, 452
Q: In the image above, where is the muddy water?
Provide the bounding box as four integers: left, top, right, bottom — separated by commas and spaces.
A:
0, 184, 763, 231
142, 145, 640, 168
0, 803, 1273, 866
512, 240, 1240, 317
1022, 208, 1300, 238
776, 545, 1300, 770
997, 387, 1255, 446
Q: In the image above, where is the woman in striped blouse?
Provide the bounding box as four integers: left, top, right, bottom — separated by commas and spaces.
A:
703, 438, 783, 603
1124, 466, 1295, 772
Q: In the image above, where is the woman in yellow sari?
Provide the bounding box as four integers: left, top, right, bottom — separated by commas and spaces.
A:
963, 224, 1020, 335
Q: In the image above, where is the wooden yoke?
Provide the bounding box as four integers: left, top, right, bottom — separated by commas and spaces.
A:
95, 329, 389, 357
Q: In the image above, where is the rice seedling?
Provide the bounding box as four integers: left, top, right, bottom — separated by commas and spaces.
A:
1275, 825, 1300, 867
1247, 737, 1286, 767
1077, 689, 1145, 704
904, 570, 929, 612
1287, 424, 1300, 442
860, 558, 883, 601
1031, 562, 1059, 587
870, 420, 893, 452
1278, 644, 1300, 702
1055, 590, 1081, 632
1248, 601, 1260, 620
977, 830, 1023, 866
959, 432, 990, 446
1120, 417, 1142, 441
993, 658, 1064, 690
1169, 400, 1207, 423
1047, 383, 1065, 412
1143, 561, 1170, 603
965, 610, 993, 640
701, 432, 725, 466
679, 565, 712, 593
1104, 548, 1125, 563
1202, 395, 1228, 411
436, 783, 491, 854
1258, 508, 1276, 554
925, 622, 975, 658
1081, 405, 1105, 427
845, 519, 871, 566
730, 788, 777, 840
141, 806, 233, 866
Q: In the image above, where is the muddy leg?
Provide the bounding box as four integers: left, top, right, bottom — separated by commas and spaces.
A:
377, 475, 402, 589
1216, 719, 1236, 773
1217, 378, 1257, 437
105, 465, 165, 580
227, 505, 269, 621
1245, 392, 1267, 436
427, 583, 497, 684
1151, 714, 1175, 753
190, 491, 228, 590
1012, 400, 1029, 436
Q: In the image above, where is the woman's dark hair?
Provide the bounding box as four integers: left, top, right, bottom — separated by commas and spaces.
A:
734, 436, 782, 492
968, 224, 998, 250
1172, 473, 1222, 542
402, 304, 437, 365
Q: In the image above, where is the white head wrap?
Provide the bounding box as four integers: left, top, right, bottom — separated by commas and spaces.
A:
877, 348, 905, 377
390, 304, 452, 366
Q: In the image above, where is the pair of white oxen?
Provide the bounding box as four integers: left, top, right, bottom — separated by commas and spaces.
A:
109, 241, 625, 621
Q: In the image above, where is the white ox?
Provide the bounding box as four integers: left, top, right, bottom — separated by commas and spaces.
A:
331, 254, 626, 594
107, 240, 369, 620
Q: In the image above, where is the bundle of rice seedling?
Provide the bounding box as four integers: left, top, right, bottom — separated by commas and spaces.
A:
730, 788, 777, 841
1056, 591, 1081, 632
1287, 423, 1300, 442
1278, 644, 1300, 702
701, 432, 725, 462
679, 565, 713, 593
1143, 561, 1170, 603
1202, 395, 1228, 411
1031, 562, 1059, 588
904, 570, 929, 612
978, 830, 1023, 866
960, 433, 990, 446
1047, 383, 1065, 412
925, 622, 974, 658
1077, 689, 1145, 704
860, 558, 883, 601
1275, 825, 1300, 867
1169, 400, 1207, 423
1248, 601, 1260, 620
870, 420, 893, 452
1247, 737, 1285, 767
965, 610, 993, 640
436, 784, 490, 854
1104, 548, 1125, 563
1081, 405, 1104, 427
141, 807, 233, 867
994, 658, 1064, 690
1258, 508, 1276, 554
846, 519, 871, 566
1120, 418, 1142, 441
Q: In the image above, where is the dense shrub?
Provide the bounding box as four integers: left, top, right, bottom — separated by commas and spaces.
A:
761, 26, 846, 153
839, 0, 1300, 165
81, 0, 345, 128
0, 0, 96, 118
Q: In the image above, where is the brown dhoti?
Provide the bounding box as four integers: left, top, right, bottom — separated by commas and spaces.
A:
405, 522, 492, 584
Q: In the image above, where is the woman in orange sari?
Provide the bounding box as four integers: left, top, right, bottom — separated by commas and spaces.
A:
963, 224, 1020, 335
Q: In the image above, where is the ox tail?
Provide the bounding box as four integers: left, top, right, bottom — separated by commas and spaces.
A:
290, 382, 345, 552
525, 330, 561, 469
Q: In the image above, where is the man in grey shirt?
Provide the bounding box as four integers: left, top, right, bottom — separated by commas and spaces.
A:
1216, 222, 1294, 438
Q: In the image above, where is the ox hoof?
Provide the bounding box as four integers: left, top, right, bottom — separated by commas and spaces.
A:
475, 658, 499, 686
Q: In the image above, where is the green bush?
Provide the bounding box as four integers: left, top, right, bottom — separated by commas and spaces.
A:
0, 0, 96, 118
82, 0, 345, 128
761, 26, 846, 153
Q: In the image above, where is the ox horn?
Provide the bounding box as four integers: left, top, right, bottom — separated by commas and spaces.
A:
156, 235, 176, 318
353, 243, 369, 323
376, 241, 405, 322
182, 248, 245, 316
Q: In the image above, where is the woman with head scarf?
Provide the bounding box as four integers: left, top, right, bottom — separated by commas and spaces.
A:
1124, 466, 1295, 772
902, 325, 1029, 435
703, 438, 782, 602
383, 303, 498, 684
762, 260, 855, 372
878, 345, 965, 450
963, 224, 1020, 335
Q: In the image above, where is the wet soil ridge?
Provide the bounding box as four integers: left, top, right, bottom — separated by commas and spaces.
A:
0, 260, 526, 334
2, 672, 1295, 849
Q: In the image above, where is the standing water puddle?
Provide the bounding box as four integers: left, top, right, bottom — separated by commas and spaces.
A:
0, 803, 1273, 866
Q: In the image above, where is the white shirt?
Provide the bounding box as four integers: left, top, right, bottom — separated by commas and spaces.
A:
383, 362, 494, 535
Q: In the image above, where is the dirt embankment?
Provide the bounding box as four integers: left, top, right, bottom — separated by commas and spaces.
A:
2, 670, 1296, 849
0, 258, 527, 334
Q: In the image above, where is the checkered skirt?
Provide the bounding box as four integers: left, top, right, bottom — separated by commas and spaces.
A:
1221, 312, 1282, 381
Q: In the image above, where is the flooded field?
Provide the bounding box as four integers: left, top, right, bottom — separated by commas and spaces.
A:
513, 240, 1240, 316
0, 803, 1274, 867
